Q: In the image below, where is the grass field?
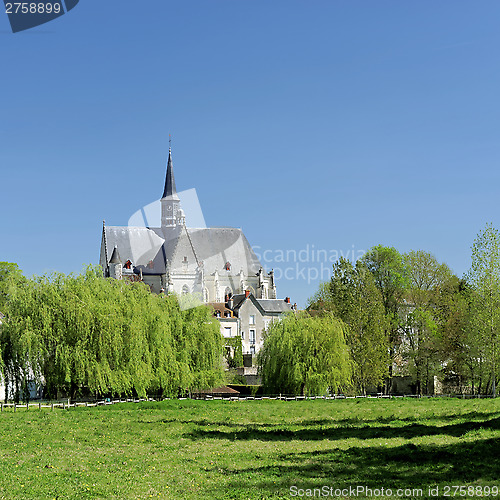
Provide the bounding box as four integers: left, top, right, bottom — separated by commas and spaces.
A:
0, 398, 499, 499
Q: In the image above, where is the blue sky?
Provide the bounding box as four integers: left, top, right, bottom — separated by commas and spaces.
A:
1, 1, 500, 307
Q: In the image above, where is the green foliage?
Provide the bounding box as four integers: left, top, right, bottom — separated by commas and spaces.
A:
224, 337, 243, 368
326, 258, 389, 393
0, 262, 23, 310
361, 245, 408, 376
258, 313, 352, 396
225, 370, 247, 385
465, 223, 500, 396
0, 266, 223, 400
309, 258, 389, 393
401, 250, 455, 394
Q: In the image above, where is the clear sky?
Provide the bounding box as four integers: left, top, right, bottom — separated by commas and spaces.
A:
1, 1, 500, 307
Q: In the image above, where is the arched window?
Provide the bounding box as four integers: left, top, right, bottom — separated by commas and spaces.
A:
182, 285, 189, 295
203, 287, 209, 303
224, 287, 232, 300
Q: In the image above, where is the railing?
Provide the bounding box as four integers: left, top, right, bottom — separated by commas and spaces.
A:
0, 393, 494, 411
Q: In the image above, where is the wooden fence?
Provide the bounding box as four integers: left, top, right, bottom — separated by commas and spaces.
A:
0, 393, 493, 411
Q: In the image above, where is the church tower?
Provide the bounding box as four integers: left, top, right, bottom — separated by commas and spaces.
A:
161, 147, 180, 228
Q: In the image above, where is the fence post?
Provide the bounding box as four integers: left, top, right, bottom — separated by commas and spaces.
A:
51, 403, 53, 411
14, 403, 16, 412
39, 402, 41, 410
26, 402, 29, 411
1, 403, 3, 412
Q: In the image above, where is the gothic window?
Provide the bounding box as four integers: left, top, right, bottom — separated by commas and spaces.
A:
224, 287, 232, 300
225, 262, 231, 271
203, 288, 209, 303
182, 285, 189, 295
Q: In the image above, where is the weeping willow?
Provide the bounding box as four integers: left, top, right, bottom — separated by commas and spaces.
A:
258, 313, 352, 396
0, 266, 223, 400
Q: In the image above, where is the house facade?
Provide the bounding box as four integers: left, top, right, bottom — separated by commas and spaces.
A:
212, 292, 294, 356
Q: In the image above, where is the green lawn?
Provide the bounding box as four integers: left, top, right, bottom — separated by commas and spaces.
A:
0, 398, 499, 499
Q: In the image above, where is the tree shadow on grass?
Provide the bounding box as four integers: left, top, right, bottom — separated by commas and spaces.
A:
183, 416, 500, 442
211, 438, 500, 497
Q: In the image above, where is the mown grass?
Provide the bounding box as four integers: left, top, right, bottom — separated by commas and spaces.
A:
0, 398, 499, 499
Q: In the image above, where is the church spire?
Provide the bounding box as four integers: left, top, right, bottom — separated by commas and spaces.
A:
161, 146, 181, 228
162, 147, 179, 200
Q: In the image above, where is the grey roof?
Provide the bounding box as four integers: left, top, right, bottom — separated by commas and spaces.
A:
257, 299, 293, 314
109, 246, 122, 264
162, 148, 179, 200
101, 225, 263, 277
230, 293, 266, 316
231, 293, 247, 309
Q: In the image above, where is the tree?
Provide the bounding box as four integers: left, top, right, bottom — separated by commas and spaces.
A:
402, 250, 453, 394
361, 246, 408, 381
0, 262, 23, 310
258, 313, 351, 396
309, 258, 388, 394
0, 266, 224, 400
466, 223, 500, 397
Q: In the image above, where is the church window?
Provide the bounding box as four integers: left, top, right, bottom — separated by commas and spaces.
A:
124, 260, 132, 269
182, 285, 189, 295
225, 262, 231, 271
224, 287, 232, 300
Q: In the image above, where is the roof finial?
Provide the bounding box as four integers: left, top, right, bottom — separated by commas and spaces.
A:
169, 133, 172, 152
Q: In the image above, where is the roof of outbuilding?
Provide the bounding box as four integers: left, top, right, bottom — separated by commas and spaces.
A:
257, 299, 293, 314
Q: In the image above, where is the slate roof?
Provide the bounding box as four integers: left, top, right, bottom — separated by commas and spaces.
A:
162, 148, 180, 200
230, 294, 293, 315
109, 246, 122, 264
101, 225, 263, 277
257, 299, 293, 314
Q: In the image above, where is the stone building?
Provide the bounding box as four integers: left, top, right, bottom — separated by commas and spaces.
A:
100, 148, 294, 356
100, 147, 278, 302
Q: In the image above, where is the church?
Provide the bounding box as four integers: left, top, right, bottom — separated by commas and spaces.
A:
100, 148, 293, 356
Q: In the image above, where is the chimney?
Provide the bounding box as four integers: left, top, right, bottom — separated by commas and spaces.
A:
285, 297, 290, 304
245, 290, 250, 298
